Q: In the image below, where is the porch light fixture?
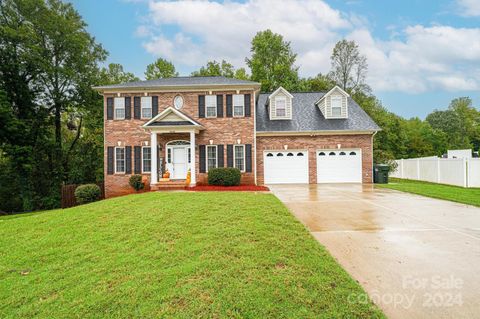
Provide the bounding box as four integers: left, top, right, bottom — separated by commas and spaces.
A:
209, 139, 213, 145
144, 92, 148, 96
117, 93, 121, 97
236, 139, 241, 144
337, 144, 341, 149
117, 141, 122, 146
284, 145, 288, 150
144, 141, 149, 146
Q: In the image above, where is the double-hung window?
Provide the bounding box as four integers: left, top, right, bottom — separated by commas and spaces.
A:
141, 96, 152, 119
234, 145, 245, 172
275, 96, 286, 117
233, 94, 244, 117
142, 146, 151, 173
331, 96, 342, 117
114, 97, 125, 120
205, 95, 217, 118
115, 147, 125, 173
206, 145, 217, 171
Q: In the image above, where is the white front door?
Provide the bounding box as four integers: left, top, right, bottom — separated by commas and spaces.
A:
263, 150, 309, 184
316, 149, 362, 183
171, 147, 187, 179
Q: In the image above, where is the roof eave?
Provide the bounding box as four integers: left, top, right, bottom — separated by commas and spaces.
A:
256, 129, 380, 137
92, 82, 261, 93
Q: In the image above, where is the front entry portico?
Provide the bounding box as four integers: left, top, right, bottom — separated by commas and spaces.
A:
142, 107, 204, 187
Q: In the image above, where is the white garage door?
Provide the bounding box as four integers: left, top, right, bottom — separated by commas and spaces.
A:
264, 151, 309, 184
317, 149, 362, 183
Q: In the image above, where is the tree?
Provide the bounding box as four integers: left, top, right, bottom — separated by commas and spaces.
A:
246, 30, 299, 92
145, 58, 178, 80
329, 39, 369, 94
100, 63, 139, 85
191, 60, 234, 77
296, 73, 336, 92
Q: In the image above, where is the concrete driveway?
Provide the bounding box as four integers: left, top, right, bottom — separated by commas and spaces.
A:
270, 184, 480, 319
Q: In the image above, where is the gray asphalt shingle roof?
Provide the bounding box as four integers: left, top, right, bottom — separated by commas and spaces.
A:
256, 92, 380, 132
94, 76, 260, 90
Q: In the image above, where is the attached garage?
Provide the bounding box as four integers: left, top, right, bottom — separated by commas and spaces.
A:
317, 149, 362, 183
264, 150, 309, 184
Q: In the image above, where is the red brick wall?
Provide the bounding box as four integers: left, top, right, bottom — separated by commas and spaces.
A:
255, 134, 374, 185
104, 90, 255, 198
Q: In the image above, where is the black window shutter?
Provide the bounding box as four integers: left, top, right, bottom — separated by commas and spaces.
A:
107, 146, 114, 174
134, 97, 141, 119
107, 97, 114, 120
198, 95, 205, 118
217, 145, 224, 167
152, 96, 158, 117
226, 95, 233, 117
227, 144, 234, 167
216, 95, 223, 117
244, 94, 251, 117
134, 146, 141, 174
125, 97, 131, 119
125, 146, 132, 174
199, 145, 206, 173
245, 144, 252, 172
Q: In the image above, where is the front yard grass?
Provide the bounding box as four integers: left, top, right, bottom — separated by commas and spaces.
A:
377, 177, 480, 207
0, 192, 383, 318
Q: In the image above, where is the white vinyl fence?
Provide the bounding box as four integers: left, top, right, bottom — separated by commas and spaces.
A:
391, 157, 480, 188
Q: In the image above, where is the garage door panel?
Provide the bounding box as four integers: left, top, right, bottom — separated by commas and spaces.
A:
317, 149, 362, 183
264, 151, 308, 184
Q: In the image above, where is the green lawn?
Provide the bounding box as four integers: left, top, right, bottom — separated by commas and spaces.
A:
0, 192, 383, 318
377, 177, 480, 207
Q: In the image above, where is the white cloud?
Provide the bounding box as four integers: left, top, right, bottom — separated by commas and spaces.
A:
140, 0, 480, 93
457, 0, 480, 17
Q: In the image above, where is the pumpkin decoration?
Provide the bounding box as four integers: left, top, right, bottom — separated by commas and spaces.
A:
186, 169, 191, 186
163, 169, 170, 179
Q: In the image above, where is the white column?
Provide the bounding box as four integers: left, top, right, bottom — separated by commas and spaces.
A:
151, 132, 158, 184
190, 130, 196, 186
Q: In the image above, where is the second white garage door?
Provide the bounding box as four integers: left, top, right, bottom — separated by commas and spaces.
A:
264, 151, 309, 184
317, 149, 362, 183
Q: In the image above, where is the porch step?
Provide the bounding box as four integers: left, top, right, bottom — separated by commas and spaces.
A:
151, 180, 187, 191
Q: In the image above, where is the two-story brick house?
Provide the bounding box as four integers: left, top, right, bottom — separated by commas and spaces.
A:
93, 76, 379, 198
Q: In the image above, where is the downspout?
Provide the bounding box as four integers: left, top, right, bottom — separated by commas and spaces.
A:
253, 90, 257, 185
371, 130, 378, 183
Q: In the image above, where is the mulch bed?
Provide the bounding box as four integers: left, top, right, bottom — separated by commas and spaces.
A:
186, 185, 270, 192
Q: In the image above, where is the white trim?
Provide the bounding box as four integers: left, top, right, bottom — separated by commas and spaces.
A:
93, 84, 261, 93
114, 146, 126, 174
150, 133, 158, 183
141, 146, 151, 173
253, 90, 257, 185
143, 107, 203, 128
205, 94, 217, 118
268, 86, 293, 99
114, 97, 125, 120
141, 96, 152, 119
315, 85, 350, 104
206, 145, 218, 172
233, 144, 246, 173
233, 94, 245, 117
256, 130, 378, 136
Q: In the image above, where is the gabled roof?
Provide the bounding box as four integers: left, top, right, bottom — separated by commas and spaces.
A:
143, 107, 203, 129
93, 76, 261, 91
268, 86, 294, 99
256, 92, 380, 133
315, 85, 350, 105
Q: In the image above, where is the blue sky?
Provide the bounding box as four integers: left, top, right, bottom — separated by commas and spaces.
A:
70, 0, 480, 119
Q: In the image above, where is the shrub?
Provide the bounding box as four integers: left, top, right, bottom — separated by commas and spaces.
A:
129, 174, 145, 191
75, 184, 101, 205
208, 168, 241, 186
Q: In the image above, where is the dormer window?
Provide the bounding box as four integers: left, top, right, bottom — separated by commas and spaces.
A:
268, 87, 293, 120
331, 96, 342, 117
275, 96, 286, 117
315, 86, 349, 119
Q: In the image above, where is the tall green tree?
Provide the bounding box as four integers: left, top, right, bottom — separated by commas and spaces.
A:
246, 30, 299, 92
99, 63, 139, 85
329, 39, 369, 94
145, 58, 178, 80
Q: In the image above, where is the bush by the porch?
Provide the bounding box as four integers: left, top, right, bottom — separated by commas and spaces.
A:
74, 184, 101, 205
208, 168, 241, 186
129, 174, 145, 191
